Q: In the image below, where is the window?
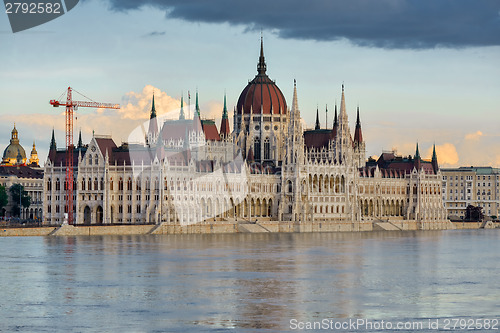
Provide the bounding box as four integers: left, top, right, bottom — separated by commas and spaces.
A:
254, 137, 261, 160
95, 155, 98, 165
264, 137, 270, 160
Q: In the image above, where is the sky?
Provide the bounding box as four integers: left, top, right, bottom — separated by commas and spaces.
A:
1, 0, 499, 167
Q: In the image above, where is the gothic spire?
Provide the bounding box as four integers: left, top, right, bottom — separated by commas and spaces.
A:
195, 90, 200, 117
78, 129, 83, 148
222, 92, 228, 119
354, 106, 363, 144
291, 79, 299, 116
220, 92, 231, 137
340, 84, 347, 117
150, 93, 157, 119
431, 143, 439, 174
415, 142, 421, 160
179, 95, 185, 120
257, 35, 267, 75
50, 128, 56, 150
315, 106, 320, 130
333, 103, 338, 127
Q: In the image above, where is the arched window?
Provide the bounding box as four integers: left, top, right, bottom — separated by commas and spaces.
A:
88, 154, 92, 165
127, 177, 132, 191
88, 178, 92, 191
94, 155, 98, 165
55, 178, 60, 191
254, 137, 261, 160
264, 137, 270, 160
119, 178, 123, 191
94, 178, 98, 191
287, 180, 293, 193
100, 178, 104, 191
110, 178, 113, 191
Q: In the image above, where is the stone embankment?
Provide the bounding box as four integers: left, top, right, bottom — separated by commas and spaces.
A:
2, 219, 494, 237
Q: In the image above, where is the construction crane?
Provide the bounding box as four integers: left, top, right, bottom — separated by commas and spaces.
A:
50, 86, 120, 225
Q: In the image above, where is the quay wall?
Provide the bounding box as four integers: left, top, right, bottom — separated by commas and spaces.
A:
0, 220, 495, 237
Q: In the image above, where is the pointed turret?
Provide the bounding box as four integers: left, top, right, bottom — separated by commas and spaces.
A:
77, 130, 83, 148
315, 106, 320, 130
179, 95, 185, 120
414, 143, 422, 171
29, 141, 39, 167
257, 35, 267, 75
150, 93, 157, 119
220, 92, 231, 138
192, 90, 203, 132
147, 93, 159, 146
354, 106, 363, 144
332, 103, 338, 138
50, 129, 57, 150
431, 144, 439, 174
195, 90, 201, 118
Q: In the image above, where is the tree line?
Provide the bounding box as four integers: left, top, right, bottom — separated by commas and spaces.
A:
0, 184, 31, 218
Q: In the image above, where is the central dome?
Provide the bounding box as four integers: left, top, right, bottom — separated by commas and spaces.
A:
236, 39, 287, 115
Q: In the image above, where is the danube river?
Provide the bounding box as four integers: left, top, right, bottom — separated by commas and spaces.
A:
1, 230, 499, 332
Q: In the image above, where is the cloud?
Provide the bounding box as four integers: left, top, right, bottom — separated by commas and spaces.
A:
119, 85, 180, 120
426, 143, 459, 167
106, 0, 500, 49
145, 31, 166, 37
464, 130, 483, 141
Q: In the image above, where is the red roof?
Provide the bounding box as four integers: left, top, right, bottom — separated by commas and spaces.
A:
0, 165, 43, 179
220, 118, 230, 137
201, 120, 220, 141
237, 75, 287, 115
304, 129, 335, 149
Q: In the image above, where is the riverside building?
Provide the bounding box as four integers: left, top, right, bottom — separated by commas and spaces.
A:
441, 167, 500, 219
43, 40, 447, 226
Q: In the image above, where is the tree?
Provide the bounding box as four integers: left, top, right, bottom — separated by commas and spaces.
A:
9, 184, 31, 218
465, 204, 484, 222
0, 185, 8, 216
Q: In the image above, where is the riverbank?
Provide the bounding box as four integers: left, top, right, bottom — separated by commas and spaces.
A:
1, 219, 496, 237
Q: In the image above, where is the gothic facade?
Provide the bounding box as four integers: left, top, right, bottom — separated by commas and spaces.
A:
43, 40, 447, 225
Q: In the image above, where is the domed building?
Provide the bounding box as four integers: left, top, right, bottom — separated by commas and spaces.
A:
42, 38, 447, 227
234, 37, 288, 165
2, 124, 27, 166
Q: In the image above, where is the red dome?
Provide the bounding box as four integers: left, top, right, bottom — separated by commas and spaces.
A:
236, 39, 287, 115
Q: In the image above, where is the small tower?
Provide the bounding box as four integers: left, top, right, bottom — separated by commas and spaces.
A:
414, 143, 422, 171
77, 130, 83, 149
179, 95, 185, 120
146, 93, 159, 146
336, 84, 353, 164
315, 106, 320, 130
431, 144, 439, 174
50, 128, 57, 150
219, 92, 231, 140
29, 141, 40, 167
353, 106, 366, 168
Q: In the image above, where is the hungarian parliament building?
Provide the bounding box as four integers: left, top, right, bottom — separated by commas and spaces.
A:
43, 40, 447, 225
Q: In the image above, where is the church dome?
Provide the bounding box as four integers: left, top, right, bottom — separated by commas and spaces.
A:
2, 125, 26, 164
236, 38, 287, 115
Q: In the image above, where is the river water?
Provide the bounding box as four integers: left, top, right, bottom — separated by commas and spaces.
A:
1, 230, 499, 332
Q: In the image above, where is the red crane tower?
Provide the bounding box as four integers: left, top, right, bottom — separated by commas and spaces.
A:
50, 87, 120, 225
